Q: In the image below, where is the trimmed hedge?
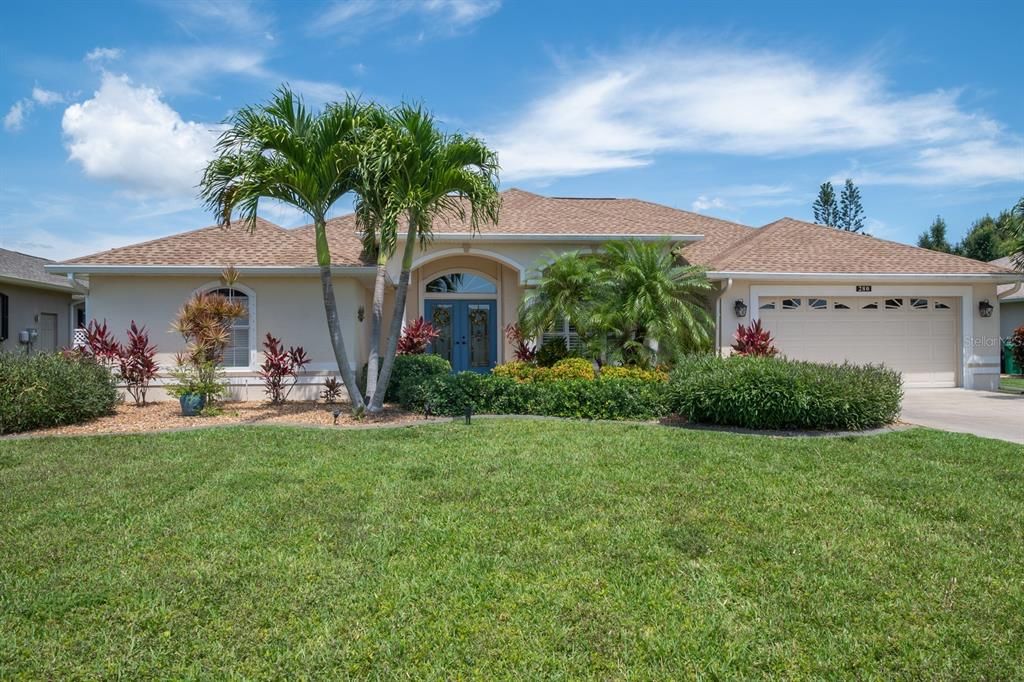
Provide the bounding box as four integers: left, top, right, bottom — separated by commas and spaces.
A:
669, 355, 902, 431
386, 354, 452, 405
0, 352, 119, 434
409, 372, 671, 421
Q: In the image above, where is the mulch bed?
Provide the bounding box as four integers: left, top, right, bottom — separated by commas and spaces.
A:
8, 401, 425, 438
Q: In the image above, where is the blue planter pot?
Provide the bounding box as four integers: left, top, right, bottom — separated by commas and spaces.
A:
179, 393, 206, 416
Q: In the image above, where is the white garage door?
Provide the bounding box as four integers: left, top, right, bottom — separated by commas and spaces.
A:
758, 296, 959, 387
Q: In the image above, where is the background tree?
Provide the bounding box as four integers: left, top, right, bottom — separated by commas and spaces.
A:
956, 217, 1003, 262
199, 88, 369, 410
837, 178, 865, 232
812, 182, 839, 227
365, 105, 501, 414
918, 216, 954, 253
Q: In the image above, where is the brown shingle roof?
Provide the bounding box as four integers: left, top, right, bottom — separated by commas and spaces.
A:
708, 218, 1018, 275
59, 218, 315, 267
53, 192, 1018, 278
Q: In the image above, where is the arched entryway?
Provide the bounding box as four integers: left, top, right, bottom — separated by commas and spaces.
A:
422, 269, 498, 373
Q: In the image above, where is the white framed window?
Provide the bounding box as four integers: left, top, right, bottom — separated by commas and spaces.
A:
208, 287, 251, 368
542, 316, 580, 351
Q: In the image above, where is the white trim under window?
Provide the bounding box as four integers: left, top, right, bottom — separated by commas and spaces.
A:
192, 281, 257, 371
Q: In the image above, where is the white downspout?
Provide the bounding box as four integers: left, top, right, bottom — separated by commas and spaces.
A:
998, 282, 1023, 301
718, 278, 734, 355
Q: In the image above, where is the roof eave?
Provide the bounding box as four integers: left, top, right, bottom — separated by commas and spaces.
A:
402, 233, 704, 243
706, 271, 1024, 284
44, 264, 382, 282
0, 273, 77, 293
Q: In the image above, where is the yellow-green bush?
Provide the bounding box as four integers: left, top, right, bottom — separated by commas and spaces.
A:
492, 360, 537, 382
535, 357, 595, 381
600, 365, 669, 382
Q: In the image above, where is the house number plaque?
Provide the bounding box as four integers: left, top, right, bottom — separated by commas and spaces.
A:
856, 285, 872, 292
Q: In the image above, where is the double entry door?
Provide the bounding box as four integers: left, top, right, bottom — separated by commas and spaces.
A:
424, 299, 497, 373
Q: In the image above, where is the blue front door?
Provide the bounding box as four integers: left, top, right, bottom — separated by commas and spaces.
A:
424, 299, 498, 373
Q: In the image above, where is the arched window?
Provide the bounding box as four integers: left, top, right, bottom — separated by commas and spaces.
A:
209, 287, 250, 368
425, 272, 497, 294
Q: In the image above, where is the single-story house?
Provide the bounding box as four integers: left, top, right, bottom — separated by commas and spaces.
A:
1, 247, 86, 353
46, 189, 1021, 398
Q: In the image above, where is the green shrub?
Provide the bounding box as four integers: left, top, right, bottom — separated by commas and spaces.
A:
600, 365, 669, 382
492, 360, 536, 382
0, 352, 119, 434
412, 372, 670, 421
669, 355, 902, 431
387, 354, 452, 405
535, 338, 573, 367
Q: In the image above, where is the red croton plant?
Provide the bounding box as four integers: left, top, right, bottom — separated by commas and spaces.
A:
504, 323, 537, 362
76, 319, 159, 406
731, 319, 779, 357
259, 333, 310, 404
396, 317, 441, 355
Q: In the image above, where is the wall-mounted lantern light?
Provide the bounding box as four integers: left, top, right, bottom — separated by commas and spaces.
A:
978, 299, 994, 318
734, 299, 748, 318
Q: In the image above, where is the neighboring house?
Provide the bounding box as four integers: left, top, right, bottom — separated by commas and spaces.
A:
1, 248, 86, 353
991, 255, 1024, 340
46, 189, 1021, 398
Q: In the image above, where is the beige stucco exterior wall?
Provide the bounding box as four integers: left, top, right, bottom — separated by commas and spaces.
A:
87, 274, 369, 401
713, 278, 1004, 390
0, 282, 73, 353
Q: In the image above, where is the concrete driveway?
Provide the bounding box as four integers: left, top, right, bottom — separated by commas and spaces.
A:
902, 388, 1024, 445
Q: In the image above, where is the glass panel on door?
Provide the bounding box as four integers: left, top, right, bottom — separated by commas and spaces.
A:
467, 304, 491, 369
428, 303, 454, 364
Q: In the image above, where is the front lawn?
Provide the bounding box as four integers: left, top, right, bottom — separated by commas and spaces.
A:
1000, 375, 1024, 392
2, 422, 1022, 677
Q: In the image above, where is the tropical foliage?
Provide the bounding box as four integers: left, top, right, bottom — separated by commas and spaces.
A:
200, 88, 375, 410
731, 320, 779, 357
200, 89, 501, 413
258, 333, 310, 404
396, 317, 440, 355
74, 319, 158, 406
518, 238, 713, 366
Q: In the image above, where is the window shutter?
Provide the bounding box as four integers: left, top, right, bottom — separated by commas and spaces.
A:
0, 292, 8, 341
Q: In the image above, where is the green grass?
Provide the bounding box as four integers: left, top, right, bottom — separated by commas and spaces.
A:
2, 422, 1023, 678
1000, 375, 1024, 392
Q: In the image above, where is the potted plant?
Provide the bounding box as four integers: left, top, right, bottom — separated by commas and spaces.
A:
168, 269, 246, 416
168, 360, 227, 416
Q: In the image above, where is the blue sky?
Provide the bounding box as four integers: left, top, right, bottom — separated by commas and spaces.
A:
1, 0, 1022, 260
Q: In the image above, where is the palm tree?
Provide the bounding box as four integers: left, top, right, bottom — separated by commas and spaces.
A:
518, 251, 601, 344
596, 239, 713, 364
365, 104, 501, 413
199, 87, 374, 410
351, 106, 405, 403
1012, 195, 1024, 271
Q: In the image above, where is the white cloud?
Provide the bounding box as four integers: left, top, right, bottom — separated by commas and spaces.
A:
61, 73, 218, 197
31, 87, 64, 105
135, 47, 269, 93
312, 0, 499, 40
841, 139, 1024, 187
691, 195, 726, 211
4, 100, 28, 131
491, 44, 1021, 186
289, 79, 351, 105
155, 0, 274, 38
85, 47, 123, 63
257, 200, 310, 227
4, 86, 66, 132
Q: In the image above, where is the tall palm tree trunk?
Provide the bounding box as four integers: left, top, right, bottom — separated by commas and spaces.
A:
368, 217, 419, 413
364, 253, 388, 401
315, 220, 365, 410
